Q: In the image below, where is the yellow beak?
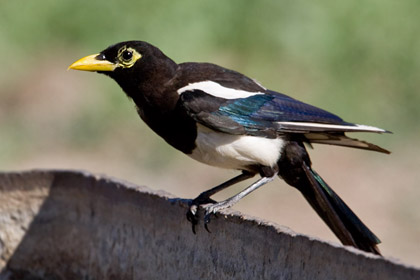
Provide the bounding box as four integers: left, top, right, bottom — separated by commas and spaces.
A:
68, 54, 116, 72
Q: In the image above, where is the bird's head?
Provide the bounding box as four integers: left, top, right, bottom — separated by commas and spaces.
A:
69, 41, 176, 97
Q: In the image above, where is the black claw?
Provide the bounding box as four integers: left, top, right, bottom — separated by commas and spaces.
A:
186, 208, 194, 222
186, 211, 198, 234
204, 222, 211, 233
203, 211, 218, 233
204, 212, 211, 232
186, 196, 220, 234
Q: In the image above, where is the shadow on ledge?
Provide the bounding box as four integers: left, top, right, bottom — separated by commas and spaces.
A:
0, 170, 419, 280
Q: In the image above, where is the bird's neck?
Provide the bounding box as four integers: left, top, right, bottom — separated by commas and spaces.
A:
115, 60, 197, 153
123, 61, 179, 113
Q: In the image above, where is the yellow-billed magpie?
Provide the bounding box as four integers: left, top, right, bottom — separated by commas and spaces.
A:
69, 41, 390, 255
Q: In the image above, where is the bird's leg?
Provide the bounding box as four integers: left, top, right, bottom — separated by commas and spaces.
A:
187, 171, 254, 233
203, 174, 277, 231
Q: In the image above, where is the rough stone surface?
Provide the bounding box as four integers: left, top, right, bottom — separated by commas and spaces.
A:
0, 170, 419, 280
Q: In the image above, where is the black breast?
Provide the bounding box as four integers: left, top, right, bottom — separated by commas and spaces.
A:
136, 99, 197, 154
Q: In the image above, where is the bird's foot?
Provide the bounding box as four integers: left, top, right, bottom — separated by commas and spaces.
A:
186, 195, 217, 234
202, 200, 234, 232
187, 197, 237, 233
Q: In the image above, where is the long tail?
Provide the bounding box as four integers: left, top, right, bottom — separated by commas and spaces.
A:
278, 141, 381, 255
300, 163, 381, 254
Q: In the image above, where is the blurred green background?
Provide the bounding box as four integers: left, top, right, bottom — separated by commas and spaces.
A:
1, 0, 419, 265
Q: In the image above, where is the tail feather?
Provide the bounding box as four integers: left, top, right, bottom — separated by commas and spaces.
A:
305, 133, 390, 154
301, 163, 381, 254
278, 141, 381, 254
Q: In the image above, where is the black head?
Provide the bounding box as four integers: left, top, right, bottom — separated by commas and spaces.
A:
69, 41, 177, 97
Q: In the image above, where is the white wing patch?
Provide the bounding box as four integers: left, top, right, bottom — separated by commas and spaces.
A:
277, 122, 387, 133
177, 80, 265, 99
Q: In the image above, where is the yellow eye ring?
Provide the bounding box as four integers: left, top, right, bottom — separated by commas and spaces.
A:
117, 46, 142, 68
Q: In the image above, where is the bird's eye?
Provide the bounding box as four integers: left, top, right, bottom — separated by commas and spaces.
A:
122, 50, 133, 61
117, 46, 141, 68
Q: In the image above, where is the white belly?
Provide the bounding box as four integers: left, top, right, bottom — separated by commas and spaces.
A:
189, 124, 284, 170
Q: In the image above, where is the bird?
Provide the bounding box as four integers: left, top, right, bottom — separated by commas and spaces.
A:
69, 40, 390, 255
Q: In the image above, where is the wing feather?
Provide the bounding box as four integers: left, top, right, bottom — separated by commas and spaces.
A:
179, 85, 389, 153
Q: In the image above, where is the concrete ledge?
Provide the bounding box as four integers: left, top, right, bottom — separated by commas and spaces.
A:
0, 170, 419, 279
